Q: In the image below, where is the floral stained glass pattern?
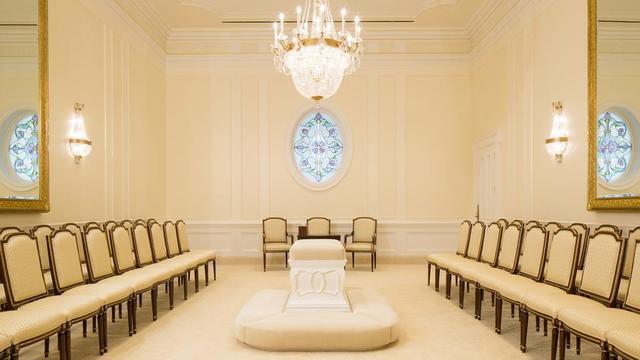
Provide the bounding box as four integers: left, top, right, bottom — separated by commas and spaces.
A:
597, 112, 632, 183
8, 114, 39, 184
293, 112, 344, 184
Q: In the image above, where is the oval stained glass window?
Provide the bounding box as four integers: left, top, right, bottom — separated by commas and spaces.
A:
292, 112, 344, 184
597, 112, 633, 183
8, 114, 39, 184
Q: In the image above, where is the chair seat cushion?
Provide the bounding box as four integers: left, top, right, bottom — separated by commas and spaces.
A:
445, 258, 481, 276
1, 309, 65, 345
523, 292, 603, 318
189, 249, 216, 261
345, 243, 373, 252
21, 295, 103, 322
64, 282, 133, 305
155, 258, 190, 274
607, 327, 640, 358
0, 333, 10, 352
170, 254, 204, 268
264, 243, 291, 252
101, 270, 162, 291
558, 307, 640, 340
427, 252, 459, 266
459, 263, 500, 283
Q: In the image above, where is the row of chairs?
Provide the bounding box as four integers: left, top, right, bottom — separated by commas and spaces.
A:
0, 219, 216, 359
262, 217, 378, 271
427, 219, 639, 359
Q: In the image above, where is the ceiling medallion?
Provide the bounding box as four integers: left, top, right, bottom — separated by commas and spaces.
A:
271, 0, 363, 102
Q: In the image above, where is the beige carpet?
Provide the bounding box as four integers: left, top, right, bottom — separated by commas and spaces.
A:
20, 263, 601, 359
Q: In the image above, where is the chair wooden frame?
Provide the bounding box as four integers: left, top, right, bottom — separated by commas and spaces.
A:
262, 217, 293, 272
175, 219, 217, 282
558, 231, 626, 360
569, 223, 590, 269
344, 217, 378, 272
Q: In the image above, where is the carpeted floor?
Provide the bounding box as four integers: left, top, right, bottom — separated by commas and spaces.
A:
20, 263, 601, 359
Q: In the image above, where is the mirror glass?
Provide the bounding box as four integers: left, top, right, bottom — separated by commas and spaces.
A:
595, 0, 640, 201
0, 0, 41, 201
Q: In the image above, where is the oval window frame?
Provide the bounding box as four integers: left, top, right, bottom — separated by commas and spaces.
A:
597, 106, 640, 191
288, 108, 352, 191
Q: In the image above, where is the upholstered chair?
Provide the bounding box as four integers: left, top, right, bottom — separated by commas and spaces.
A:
164, 221, 210, 287
427, 220, 471, 291
518, 228, 580, 353
262, 217, 293, 271
344, 217, 378, 272
474, 223, 524, 319
569, 222, 590, 270
175, 220, 217, 282
48, 229, 134, 353
306, 217, 331, 236
483, 225, 549, 334
0, 231, 104, 358
447, 222, 502, 309
147, 221, 192, 294
618, 227, 640, 305
518, 231, 625, 360
443, 221, 484, 298
62, 223, 86, 264
555, 232, 631, 360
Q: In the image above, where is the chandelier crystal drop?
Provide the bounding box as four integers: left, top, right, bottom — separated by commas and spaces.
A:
271, 0, 363, 101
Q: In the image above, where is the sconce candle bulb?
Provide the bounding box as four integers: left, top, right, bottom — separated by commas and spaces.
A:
69, 103, 92, 164
545, 101, 569, 163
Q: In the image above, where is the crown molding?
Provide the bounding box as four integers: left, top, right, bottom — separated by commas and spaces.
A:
129, 0, 172, 40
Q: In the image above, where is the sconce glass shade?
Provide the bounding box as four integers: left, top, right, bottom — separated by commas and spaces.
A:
546, 102, 568, 162
69, 104, 92, 162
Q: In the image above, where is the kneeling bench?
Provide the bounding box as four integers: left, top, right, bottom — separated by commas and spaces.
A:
234, 288, 399, 351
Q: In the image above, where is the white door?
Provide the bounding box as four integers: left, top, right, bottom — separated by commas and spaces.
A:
473, 134, 501, 222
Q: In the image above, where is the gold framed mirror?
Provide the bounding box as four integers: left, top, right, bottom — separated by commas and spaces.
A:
0, 0, 48, 212
588, 0, 640, 210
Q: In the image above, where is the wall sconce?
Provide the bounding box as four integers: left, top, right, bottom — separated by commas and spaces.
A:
545, 101, 569, 163
69, 103, 92, 164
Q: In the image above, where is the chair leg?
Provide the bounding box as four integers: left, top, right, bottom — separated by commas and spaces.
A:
118, 303, 122, 319
371, 252, 374, 272
567, 332, 571, 349
151, 287, 158, 321
576, 336, 581, 355
263, 252, 266, 272
511, 303, 515, 318
491, 293, 495, 307
600, 345, 608, 360
285, 252, 289, 269
544, 319, 548, 336
65, 328, 71, 360
82, 320, 87, 337
445, 272, 452, 299
427, 264, 431, 286
475, 287, 482, 319
127, 298, 133, 336
205, 263, 210, 286
44, 337, 49, 357
520, 309, 528, 352
495, 297, 502, 334
111, 305, 116, 323
132, 296, 137, 334
551, 324, 558, 360
194, 268, 199, 293
467, 281, 470, 293
169, 280, 175, 310
458, 279, 465, 309
213, 259, 217, 281
352, 252, 355, 268
536, 316, 540, 332
139, 293, 143, 308
559, 327, 566, 360
58, 330, 65, 360
98, 312, 104, 355
374, 252, 377, 269
434, 267, 440, 292
183, 274, 188, 300
103, 311, 108, 353
92, 316, 96, 333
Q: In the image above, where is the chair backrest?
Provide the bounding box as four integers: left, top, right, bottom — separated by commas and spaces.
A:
518, 225, 548, 281
132, 222, 154, 266
163, 221, 181, 257
0, 232, 48, 308
578, 231, 625, 306
84, 227, 115, 282
455, 220, 472, 256
62, 223, 85, 262
480, 222, 502, 266
544, 228, 580, 291
623, 227, 640, 279
624, 239, 640, 312
525, 220, 541, 230
148, 221, 168, 262
497, 224, 523, 272
544, 222, 562, 258
48, 229, 85, 292
176, 220, 191, 253
110, 225, 137, 273
307, 217, 330, 236
31, 225, 54, 271
353, 217, 377, 243
121, 220, 134, 230
465, 222, 485, 260
263, 217, 287, 243
84, 222, 102, 231
569, 223, 590, 268
511, 220, 524, 227
594, 224, 622, 236
497, 218, 509, 229
0, 227, 21, 240
104, 221, 118, 233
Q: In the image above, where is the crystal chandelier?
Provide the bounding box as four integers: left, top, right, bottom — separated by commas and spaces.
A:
271, 0, 363, 101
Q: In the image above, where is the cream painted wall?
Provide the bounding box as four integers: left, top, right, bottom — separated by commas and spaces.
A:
0, 0, 166, 227
471, 0, 640, 226
165, 59, 474, 223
